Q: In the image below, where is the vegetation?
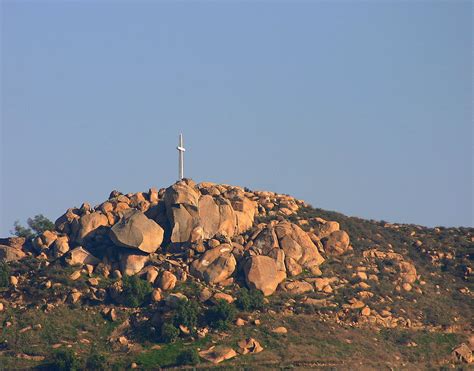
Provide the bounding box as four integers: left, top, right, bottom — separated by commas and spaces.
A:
121, 275, 153, 307
176, 348, 200, 366
205, 299, 236, 330
0, 262, 10, 288
160, 322, 180, 343
50, 349, 80, 371
172, 299, 200, 331
85, 351, 107, 370
235, 288, 264, 311
12, 214, 55, 239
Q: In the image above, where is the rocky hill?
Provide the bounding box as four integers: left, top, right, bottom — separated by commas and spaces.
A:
0, 179, 472, 369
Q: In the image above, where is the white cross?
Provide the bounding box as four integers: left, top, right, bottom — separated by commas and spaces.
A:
176, 133, 185, 180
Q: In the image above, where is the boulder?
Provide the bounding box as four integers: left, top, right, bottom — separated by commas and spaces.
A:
119, 252, 149, 276
51, 236, 70, 258
0, 245, 26, 262
110, 210, 164, 253
151, 288, 162, 302
244, 255, 286, 296
0, 237, 25, 249
55, 208, 80, 234
65, 247, 100, 266
190, 245, 236, 284
238, 338, 263, 355
452, 343, 472, 364
322, 230, 350, 256
164, 181, 201, 243
40, 230, 58, 248
74, 212, 108, 244
199, 346, 237, 364
199, 195, 236, 238
285, 257, 303, 277
272, 326, 288, 334
274, 221, 325, 268
399, 261, 417, 284
230, 195, 257, 234
157, 271, 177, 291
281, 281, 313, 294
313, 219, 340, 239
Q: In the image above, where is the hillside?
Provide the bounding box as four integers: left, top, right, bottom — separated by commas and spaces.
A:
0, 179, 472, 369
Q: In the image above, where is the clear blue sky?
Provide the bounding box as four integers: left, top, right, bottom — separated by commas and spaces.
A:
1, 1, 472, 235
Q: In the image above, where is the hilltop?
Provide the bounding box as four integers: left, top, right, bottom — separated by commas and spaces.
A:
0, 179, 472, 369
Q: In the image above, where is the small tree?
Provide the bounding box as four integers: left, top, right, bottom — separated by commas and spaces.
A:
235, 288, 264, 311
173, 299, 200, 331
122, 275, 153, 307
160, 322, 179, 343
85, 350, 107, 370
0, 263, 10, 288
12, 221, 35, 240
205, 300, 236, 330
176, 348, 200, 365
50, 349, 80, 371
12, 214, 55, 239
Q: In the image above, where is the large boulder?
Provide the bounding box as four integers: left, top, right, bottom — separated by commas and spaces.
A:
199, 195, 236, 238
252, 221, 324, 275
190, 245, 236, 284
65, 247, 100, 266
229, 194, 257, 234
322, 230, 350, 256
55, 208, 80, 234
312, 218, 340, 239
110, 210, 164, 253
119, 252, 149, 276
0, 237, 26, 250
274, 221, 325, 268
51, 236, 70, 258
73, 212, 108, 244
244, 255, 286, 296
164, 181, 201, 243
0, 245, 26, 262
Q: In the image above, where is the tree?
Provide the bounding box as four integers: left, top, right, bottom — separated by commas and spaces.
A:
121, 275, 153, 307
205, 300, 236, 330
12, 214, 55, 239
0, 263, 10, 288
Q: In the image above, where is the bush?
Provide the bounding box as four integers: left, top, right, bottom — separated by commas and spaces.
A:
50, 349, 80, 371
205, 299, 236, 330
12, 214, 55, 240
85, 351, 107, 370
121, 275, 153, 307
176, 348, 200, 365
235, 288, 264, 311
0, 263, 10, 288
173, 299, 200, 331
160, 322, 179, 343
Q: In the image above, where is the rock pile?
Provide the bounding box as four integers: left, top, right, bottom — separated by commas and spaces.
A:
1, 179, 351, 299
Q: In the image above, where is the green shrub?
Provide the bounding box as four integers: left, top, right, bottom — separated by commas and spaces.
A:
176, 348, 200, 365
173, 299, 200, 331
121, 275, 153, 307
160, 322, 179, 343
50, 348, 80, 371
85, 351, 107, 370
235, 288, 264, 311
205, 299, 236, 330
0, 263, 10, 288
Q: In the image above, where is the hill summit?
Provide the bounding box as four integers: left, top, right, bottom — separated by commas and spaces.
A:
0, 179, 472, 368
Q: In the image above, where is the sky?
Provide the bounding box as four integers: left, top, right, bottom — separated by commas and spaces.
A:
0, 1, 472, 235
